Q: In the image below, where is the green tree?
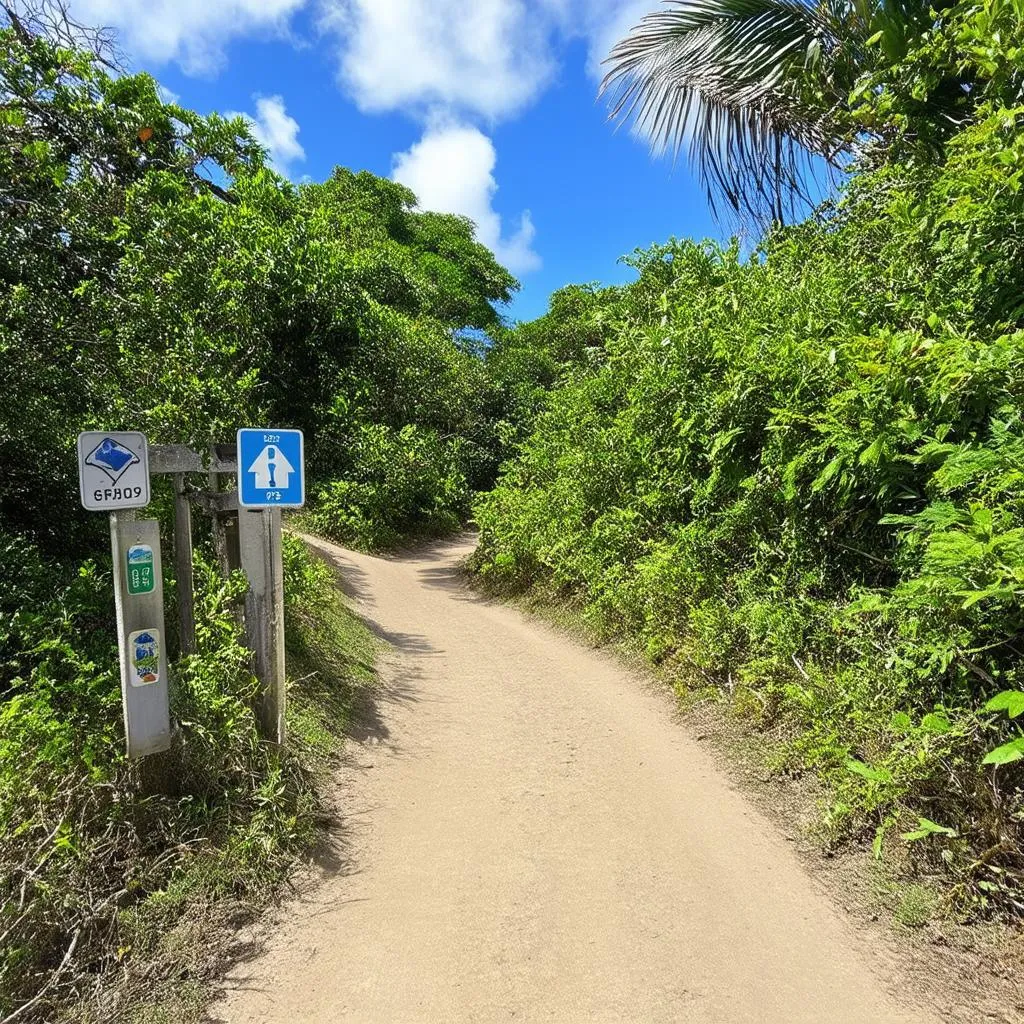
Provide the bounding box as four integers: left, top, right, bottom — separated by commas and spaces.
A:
0, 6, 520, 553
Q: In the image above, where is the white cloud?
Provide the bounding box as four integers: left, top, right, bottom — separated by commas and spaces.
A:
66, 0, 660, 278
68, 0, 655, 93
315, 1, 663, 279
575, 0, 660, 80
319, 0, 556, 121
70, 0, 305, 74
392, 122, 540, 275
227, 95, 305, 174
315, 0, 663, 118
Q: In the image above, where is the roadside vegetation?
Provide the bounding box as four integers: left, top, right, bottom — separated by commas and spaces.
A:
3, 0, 1024, 1017
0, 3, 515, 1019
474, 0, 1024, 916
1, 535, 376, 1021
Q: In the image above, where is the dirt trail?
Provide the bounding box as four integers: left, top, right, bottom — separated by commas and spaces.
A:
217, 534, 934, 1024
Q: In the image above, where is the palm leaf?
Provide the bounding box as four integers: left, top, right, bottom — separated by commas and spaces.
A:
600, 0, 853, 226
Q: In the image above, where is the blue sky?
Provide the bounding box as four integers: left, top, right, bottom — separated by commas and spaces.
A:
71, 0, 729, 323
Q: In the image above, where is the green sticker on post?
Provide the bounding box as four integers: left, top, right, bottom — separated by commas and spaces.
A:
126, 544, 155, 595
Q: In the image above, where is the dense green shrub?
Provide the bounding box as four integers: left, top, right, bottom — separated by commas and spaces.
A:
474, 99, 1024, 912
0, 535, 374, 1021
306, 424, 473, 549
483, 283, 623, 444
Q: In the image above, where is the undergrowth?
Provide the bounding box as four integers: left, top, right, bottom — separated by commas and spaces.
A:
0, 534, 375, 1023
302, 424, 473, 551
473, 102, 1024, 919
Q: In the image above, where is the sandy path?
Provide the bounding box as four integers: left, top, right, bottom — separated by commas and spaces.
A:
216, 534, 931, 1024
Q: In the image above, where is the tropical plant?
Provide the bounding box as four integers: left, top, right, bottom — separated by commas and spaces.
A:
474, 79, 1024, 909
599, 0, 947, 223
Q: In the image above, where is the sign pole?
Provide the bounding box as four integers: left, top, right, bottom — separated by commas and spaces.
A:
266, 507, 286, 744
111, 514, 172, 759
235, 429, 304, 746
173, 472, 196, 656
237, 507, 286, 744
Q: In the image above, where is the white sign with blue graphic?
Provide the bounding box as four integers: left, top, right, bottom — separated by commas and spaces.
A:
237, 428, 305, 508
77, 431, 150, 511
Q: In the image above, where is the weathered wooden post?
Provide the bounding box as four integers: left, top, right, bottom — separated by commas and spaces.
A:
150, 444, 203, 658
173, 473, 196, 656
236, 429, 306, 747
238, 508, 287, 743
208, 444, 239, 576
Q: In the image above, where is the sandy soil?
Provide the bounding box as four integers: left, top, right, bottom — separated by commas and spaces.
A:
215, 534, 938, 1024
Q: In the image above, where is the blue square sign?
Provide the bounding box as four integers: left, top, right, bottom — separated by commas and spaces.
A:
237, 429, 305, 509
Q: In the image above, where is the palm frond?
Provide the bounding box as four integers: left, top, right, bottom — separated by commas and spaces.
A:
600, 0, 853, 226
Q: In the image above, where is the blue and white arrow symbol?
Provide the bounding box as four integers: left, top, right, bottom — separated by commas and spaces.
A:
247, 445, 296, 490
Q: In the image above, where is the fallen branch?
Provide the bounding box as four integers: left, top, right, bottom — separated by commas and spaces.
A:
956, 654, 996, 688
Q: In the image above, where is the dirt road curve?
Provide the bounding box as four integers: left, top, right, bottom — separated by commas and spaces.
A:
217, 534, 931, 1024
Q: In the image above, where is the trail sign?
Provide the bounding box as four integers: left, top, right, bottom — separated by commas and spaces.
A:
78, 431, 150, 511
237, 429, 305, 509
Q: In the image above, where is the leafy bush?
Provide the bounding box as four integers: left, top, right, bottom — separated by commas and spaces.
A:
474, 102, 1024, 913
306, 424, 472, 549
0, 535, 375, 1021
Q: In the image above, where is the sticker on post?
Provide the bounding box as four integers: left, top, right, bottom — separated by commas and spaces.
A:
126, 544, 156, 595
128, 629, 161, 686
87, 437, 139, 480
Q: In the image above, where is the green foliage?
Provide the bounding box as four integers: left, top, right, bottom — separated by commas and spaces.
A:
983, 691, 1024, 765
305, 424, 472, 550
0, 535, 375, 1021
474, 88, 1024, 911
902, 817, 958, 842
853, 0, 1024, 157
484, 283, 621, 455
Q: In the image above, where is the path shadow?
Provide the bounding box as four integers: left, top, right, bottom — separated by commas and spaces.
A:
376, 530, 478, 564
363, 619, 440, 656
417, 563, 469, 594
344, 664, 423, 745
308, 541, 373, 603
210, 537, 459, 1020
271, 663, 427, 913
207, 665, 431, 1018
416, 559, 501, 608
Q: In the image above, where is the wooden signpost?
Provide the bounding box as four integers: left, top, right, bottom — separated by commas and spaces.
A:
238, 508, 286, 743
78, 429, 304, 759
110, 514, 172, 758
